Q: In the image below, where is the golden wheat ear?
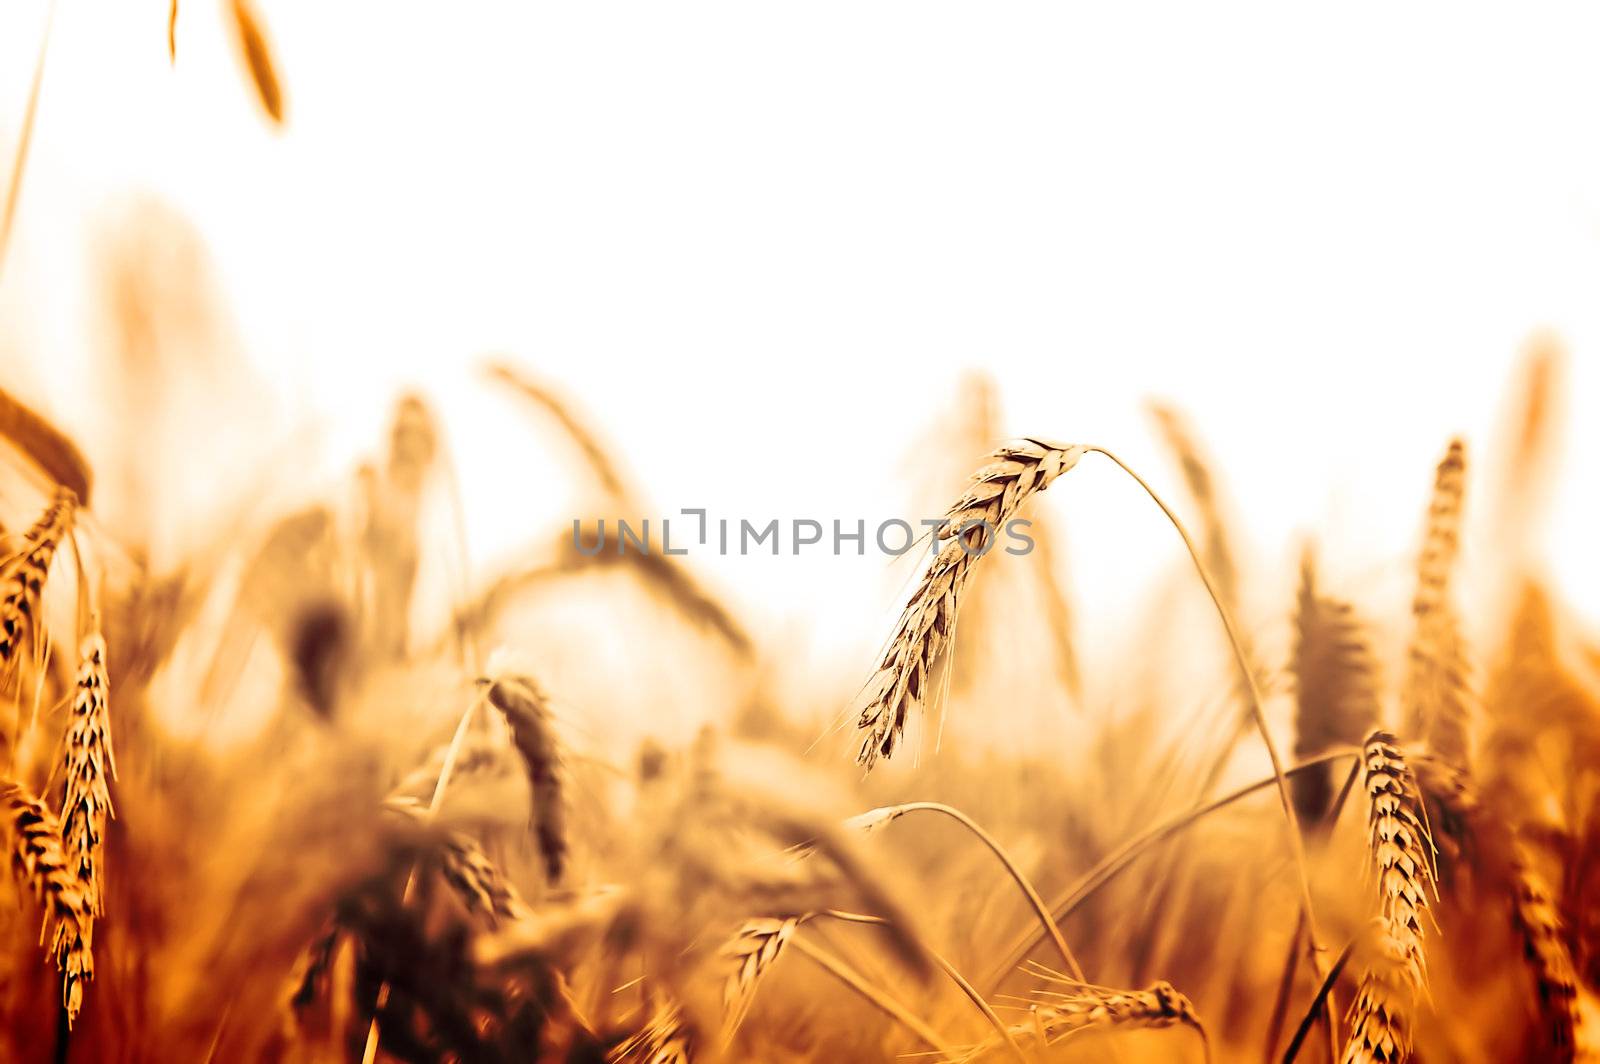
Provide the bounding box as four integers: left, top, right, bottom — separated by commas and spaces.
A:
1291, 548, 1380, 835
0, 488, 76, 679
61, 627, 115, 916
1403, 439, 1473, 769
856, 438, 1085, 766
996, 972, 1208, 1063
1340, 731, 1438, 1064
0, 779, 94, 1025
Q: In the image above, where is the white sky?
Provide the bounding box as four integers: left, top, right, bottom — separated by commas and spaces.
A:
3, 3, 1599, 682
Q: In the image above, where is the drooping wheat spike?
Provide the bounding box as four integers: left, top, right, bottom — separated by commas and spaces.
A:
483, 670, 568, 883
60, 629, 115, 917
857, 439, 1085, 766
1, 779, 94, 1024
1291, 548, 1380, 833
721, 915, 804, 1042
0, 487, 76, 677
0, 386, 93, 505
1508, 843, 1587, 1056
1341, 731, 1438, 1064
1402, 440, 1473, 769
986, 975, 1207, 1061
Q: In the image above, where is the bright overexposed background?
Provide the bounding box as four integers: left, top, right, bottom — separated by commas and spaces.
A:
3, 3, 1598, 694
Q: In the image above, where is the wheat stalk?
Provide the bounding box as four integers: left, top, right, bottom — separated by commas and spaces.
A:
60, 628, 115, 918
1402, 440, 1473, 769
1, 779, 93, 1024
847, 800, 1083, 981
482, 669, 568, 883
987, 750, 1359, 992
1341, 731, 1438, 1064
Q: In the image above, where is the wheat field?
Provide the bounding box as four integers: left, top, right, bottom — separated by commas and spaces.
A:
0, 310, 1595, 1064
3, 10, 1600, 1064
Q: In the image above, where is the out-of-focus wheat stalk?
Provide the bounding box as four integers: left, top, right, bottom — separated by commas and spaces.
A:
1509, 844, 1589, 1057
0, 388, 93, 506
228, 0, 284, 124
0, 0, 56, 281
482, 669, 568, 884
1292, 549, 1381, 834
1403, 440, 1473, 769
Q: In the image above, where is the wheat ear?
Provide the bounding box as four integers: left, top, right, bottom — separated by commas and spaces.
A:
1402, 440, 1473, 769
1508, 842, 1587, 1056
0, 487, 76, 676
1340, 731, 1438, 1064
1, 779, 93, 1023
60, 628, 115, 917
857, 439, 1086, 764
483, 671, 568, 883
1291, 549, 1381, 833
997, 970, 1209, 1063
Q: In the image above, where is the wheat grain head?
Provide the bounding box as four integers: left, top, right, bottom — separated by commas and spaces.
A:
857, 439, 1085, 766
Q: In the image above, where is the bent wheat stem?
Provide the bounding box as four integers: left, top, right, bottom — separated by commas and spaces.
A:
987, 750, 1358, 991
1086, 447, 1327, 975
852, 801, 1083, 982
